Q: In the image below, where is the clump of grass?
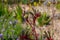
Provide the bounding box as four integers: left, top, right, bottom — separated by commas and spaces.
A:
38, 12, 51, 26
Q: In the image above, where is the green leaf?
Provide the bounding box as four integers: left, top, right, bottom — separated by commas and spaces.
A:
16, 5, 22, 23
0, 2, 4, 16
22, 0, 28, 4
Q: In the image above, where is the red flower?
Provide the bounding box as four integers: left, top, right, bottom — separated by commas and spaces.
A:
35, 13, 41, 18
47, 37, 53, 40
20, 35, 26, 39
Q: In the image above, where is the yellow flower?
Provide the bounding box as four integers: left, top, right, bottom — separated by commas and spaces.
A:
34, 2, 37, 6
48, 1, 51, 4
